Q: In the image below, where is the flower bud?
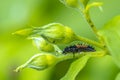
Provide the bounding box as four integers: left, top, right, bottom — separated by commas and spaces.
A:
15, 53, 58, 72
60, 0, 79, 8
30, 37, 55, 52
13, 28, 33, 36
34, 23, 77, 44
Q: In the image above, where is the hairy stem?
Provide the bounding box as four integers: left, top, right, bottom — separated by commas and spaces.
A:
57, 51, 106, 62
76, 35, 104, 49
78, 7, 103, 43
84, 12, 98, 35
84, 11, 103, 42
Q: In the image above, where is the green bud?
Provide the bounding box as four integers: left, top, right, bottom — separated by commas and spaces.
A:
30, 37, 55, 52
15, 53, 58, 72
60, 0, 79, 8
12, 28, 33, 36
34, 23, 77, 44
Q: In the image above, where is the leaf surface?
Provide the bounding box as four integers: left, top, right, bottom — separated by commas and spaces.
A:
115, 72, 120, 80
60, 54, 91, 80
98, 15, 120, 68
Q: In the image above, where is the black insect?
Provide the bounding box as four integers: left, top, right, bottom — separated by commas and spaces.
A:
62, 44, 95, 54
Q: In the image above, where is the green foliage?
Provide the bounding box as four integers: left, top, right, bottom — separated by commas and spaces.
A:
60, 54, 91, 80
0, 0, 119, 80
98, 15, 120, 68
115, 72, 120, 80
13, 0, 120, 80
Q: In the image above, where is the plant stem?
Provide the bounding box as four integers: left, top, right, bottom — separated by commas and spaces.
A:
58, 54, 75, 61
78, 7, 103, 43
84, 12, 98, 35
76, 35, 104, 49
84, 11, 102, 41
76, 7, 105, 49
57, 51, 106, 62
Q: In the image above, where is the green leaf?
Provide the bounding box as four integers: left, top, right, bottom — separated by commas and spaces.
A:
80, 0, 89, 7
60, 54, 91, 80
98, 15, 120, 68
115, 72, 120, 80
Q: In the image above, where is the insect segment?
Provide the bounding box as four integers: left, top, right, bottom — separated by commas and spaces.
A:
62, 43, 96, 54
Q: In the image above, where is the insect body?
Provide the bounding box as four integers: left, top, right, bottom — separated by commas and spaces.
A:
62, 44, 95, 54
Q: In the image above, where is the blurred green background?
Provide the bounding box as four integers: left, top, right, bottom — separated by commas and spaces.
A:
0, 0, 120, 80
